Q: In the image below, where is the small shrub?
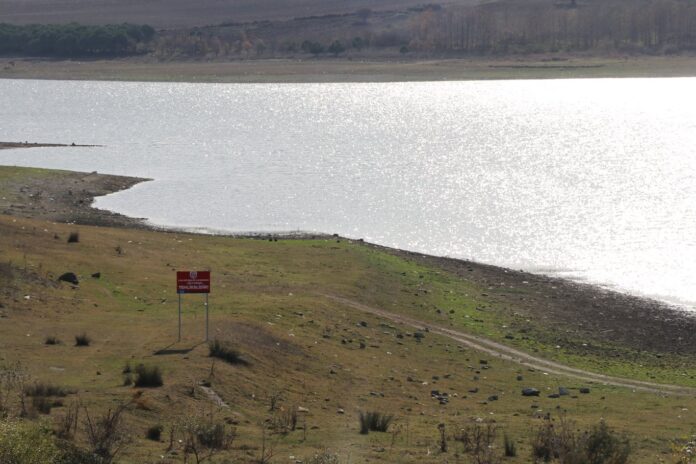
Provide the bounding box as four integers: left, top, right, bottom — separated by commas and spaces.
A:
180, 416, 236, 462
504, 434, 517, 457
31, 396, 53, 415
307, 451, 340, 464
67, 232, 79, 243
122, 373, 133, 386
44, 336, 60, 345
134, 364, 163, 388
24, 382, 72, 397
272, 407, 298, 434
359, 411, 393, 434
74, 333, 91, 347
146, 424, 163, 441
208, 339, 249, 365
531, 418, 630, 464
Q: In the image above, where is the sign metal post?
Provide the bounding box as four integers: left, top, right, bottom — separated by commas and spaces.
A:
176, 270, 211, 342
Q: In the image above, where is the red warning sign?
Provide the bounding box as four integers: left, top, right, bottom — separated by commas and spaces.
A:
176, 271, 211, 294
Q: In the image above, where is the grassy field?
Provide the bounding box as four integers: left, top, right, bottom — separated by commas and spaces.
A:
2, 166, 696, 463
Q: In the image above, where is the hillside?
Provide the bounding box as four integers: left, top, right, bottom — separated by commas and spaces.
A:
2, 165, 696, 463
0, 0, 484, 28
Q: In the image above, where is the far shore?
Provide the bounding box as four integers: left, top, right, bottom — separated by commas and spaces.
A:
0, 141, 100, 150
1, 55, 696, 83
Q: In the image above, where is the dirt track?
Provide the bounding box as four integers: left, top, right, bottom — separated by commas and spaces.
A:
323, 294, 696, 396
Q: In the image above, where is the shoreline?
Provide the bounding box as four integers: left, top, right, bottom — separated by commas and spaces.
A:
2, 55, 696, 83
0, 141, 101, 150
2, 164, 695, 357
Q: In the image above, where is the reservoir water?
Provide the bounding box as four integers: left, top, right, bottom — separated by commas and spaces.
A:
1, 78, 695, 307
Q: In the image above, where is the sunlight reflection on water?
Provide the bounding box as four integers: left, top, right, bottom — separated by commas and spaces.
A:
1, 78, 695, 307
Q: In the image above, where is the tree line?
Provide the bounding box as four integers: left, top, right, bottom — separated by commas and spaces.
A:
404, 0, 696, 55
0, 23, 156, 57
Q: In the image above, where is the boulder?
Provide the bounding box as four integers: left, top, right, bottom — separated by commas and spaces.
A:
58, 272, 79, 285
522, 388, 540, 397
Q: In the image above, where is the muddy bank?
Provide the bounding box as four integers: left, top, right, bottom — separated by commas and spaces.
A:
379, 246, 696, 357
0, 168, 149, 228
2, 165, 695, 357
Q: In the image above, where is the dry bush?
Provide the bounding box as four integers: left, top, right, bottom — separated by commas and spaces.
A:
454, 422, 501, 464
134, 364, 163, 388
83, 401, 130, 464
271, 406, 297, 435
531, 416, 630, 464
359, 411, 393, 434
179, 414, 236, 464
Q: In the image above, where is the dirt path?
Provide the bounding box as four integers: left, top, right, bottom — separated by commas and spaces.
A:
322, 294, 696, 397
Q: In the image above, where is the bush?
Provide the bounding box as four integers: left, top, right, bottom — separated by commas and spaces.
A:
307, 451, 340, 464
358, 411, 393, 434
180, 416, 236, 462
74, 333, 91, 346
44, 336, 61, 345
146, 424, 163, 441
531, 418, 630, 464
24, 382, 72, 397
134, 364, 163, 388
31, 396, 54, 415
301, 40, 324, 54
328, 40, 345, 56
0, 419, 62, 463
67, 232, 80, 243
209, 339, 248, 365
504, 434, 517, 457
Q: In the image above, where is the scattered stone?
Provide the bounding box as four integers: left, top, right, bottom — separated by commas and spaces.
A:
337, 408, 345, 414
58, 272, 79, 285
488, 395, 499, 401
522, 388, 540, 397
579, 387, 591, 394
559, 387, 570, 396
297, 406, 309, 413
468, 387, 479, 393
516, 375, 523, 381
359, 321, 368, 327
479, 359, 488, 365
548, 393, 560, 399
91, 272, 101, 279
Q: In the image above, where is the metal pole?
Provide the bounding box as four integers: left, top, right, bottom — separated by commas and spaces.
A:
205, 293, 209, 342
178, 293, 182, 342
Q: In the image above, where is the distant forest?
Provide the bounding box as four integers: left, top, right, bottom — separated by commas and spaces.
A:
0, 23, 155, 56
152, 0, 696, 59
1, 0, 695, 59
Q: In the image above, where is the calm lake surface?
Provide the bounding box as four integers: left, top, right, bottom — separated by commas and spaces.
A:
1, 78, 695, 308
